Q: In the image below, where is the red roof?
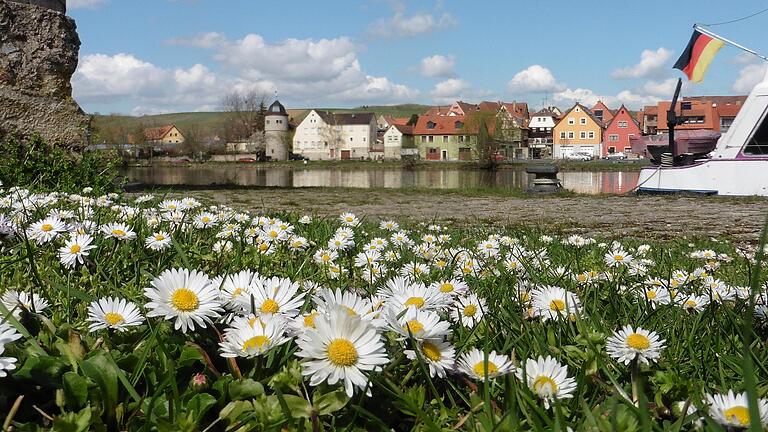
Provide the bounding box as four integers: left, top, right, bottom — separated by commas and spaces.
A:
385, 116, 410, 126
143, 125, 175, 141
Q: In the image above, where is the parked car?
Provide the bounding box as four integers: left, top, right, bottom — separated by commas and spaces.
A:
173, 157, 192, 164
237, 157, 257, 163
604, 152, 627, 160
289, 153, 308, 161
492, 152, 506, 162
565, 152, 592, 161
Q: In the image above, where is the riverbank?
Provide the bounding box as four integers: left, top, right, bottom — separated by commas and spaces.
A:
153, 187, 768, 242
128, 158, 650, 172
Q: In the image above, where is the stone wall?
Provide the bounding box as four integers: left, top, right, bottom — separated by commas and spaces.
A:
0, 0, 88, 146
8, 0, 65, 14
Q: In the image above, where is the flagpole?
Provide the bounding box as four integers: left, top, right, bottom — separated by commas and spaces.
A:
694, 24, 768, 62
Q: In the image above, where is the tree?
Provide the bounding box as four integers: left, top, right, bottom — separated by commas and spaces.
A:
221, 90, 270, 141
180, 126, 207, 161
407, 114, 419, 126
466, 112, 501, 169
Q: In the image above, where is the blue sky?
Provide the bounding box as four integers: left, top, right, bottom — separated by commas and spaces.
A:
68, 0, 768, 115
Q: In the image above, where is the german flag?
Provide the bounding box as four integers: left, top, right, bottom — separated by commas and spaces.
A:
674, 30, 725, 83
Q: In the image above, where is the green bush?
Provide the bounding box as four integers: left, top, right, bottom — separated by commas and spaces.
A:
0, 133, 121, 193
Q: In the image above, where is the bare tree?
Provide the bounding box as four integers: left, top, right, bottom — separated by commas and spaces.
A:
318, 113, 346, 159
466, 112, 501, 169
221, 90, 270, 141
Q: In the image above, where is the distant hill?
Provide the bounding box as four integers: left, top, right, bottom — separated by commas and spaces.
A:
91, 104, 431, 142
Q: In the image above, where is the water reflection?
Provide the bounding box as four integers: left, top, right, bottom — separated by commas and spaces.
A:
122, 166, 640, 195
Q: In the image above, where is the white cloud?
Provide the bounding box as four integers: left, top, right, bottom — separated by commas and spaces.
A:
419, 54, 455, 77
506, 65, 566, 94
554, 87, 661, 110
68, 0, 107, 9
428, 78, 493, 104
637, 78, 690, 98
73, 33, 419, 113
611, 47, 673, 79
368, 2, 457, 38
733, 63, 767, 93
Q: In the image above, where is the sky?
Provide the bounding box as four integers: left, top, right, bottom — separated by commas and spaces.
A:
67, 0, 768, 116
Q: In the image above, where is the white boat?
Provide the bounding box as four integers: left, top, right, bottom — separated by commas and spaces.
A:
636, 67, 768, 196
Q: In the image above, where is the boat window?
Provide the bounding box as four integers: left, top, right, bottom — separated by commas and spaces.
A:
744, 111, 768, 155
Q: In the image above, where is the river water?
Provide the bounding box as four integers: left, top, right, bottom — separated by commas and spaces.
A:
122, 165, 640, 195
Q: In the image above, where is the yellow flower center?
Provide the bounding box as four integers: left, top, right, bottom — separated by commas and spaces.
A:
104, 312, 125, 326
230, 288, 243, 298
269, 230, 278, 238
171, 288, 199, 312
463, 304, 477, 317
549, 299, 566, 311
614, 254, 624, 261
439, 283, 454, 293
684, 300, 697, 309
260, 299, 279, 314
532, 375, 558, 395
155, 234, 165, 241
322, 254, 330, 262
202, 216, 210, 223
41, 223, 53, 232
422, 341, 441, 361
344, 306, 357, 316
403, 319, 424, 335
520, 292, 531, 302
577, 274, 588, 282
258, 243, 269, 251
327, 338, 358, 366
112, 229, 126, 237
436, 259, 447, 268
626, 333, 650, 350
723, 406, 750, 426
303, 312, 318, 328
70, 244, 81, 254
472, 361, 498, 377
404, 297, 425, 309
646, 290, 657, 300
345, 217, 353, 222
242, 335, 269, 352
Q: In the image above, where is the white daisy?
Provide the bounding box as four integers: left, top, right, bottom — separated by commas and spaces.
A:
456, 348, 515, 380
86, 297, 144, 332
706, 390, 768, 429
0, 345, 17, 377
0, 321, 22, 349
516, 355, 577, 409
26, 216, 66, 244
145, 231, 172, 251
245, 276, 305, 318
58, 234, 96, 269
219, 315, 290, 358
339, 212, 360, 227
101, 222, 136, 241
144, 268, 223, 333
450, 293, 486, 328
530, 286, 581, 322
295, 306, 389, 397
1, 290, 49, 318
606, 325, 665, 365
404, 338, 455, 378
384, 306, 450, 341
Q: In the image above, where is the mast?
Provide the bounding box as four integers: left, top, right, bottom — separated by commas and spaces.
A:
667, 78, 684, 163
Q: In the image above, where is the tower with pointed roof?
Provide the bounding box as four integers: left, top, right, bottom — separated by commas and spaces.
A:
265, 100, 289, 161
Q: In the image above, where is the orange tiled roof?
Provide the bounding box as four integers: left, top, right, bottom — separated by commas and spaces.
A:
144, 125, 175, 141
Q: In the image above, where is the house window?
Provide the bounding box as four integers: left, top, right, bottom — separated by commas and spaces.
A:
575, 108, 581, 112
428, 148, 439, 154
266, 120, 271, 125
350, 137, 353, 141
443, 135, 449, 142
568, 118, 575, 125
568, 132, 574, 139
580, 118, 587, 125
560, 132, 566, 139
594, 109, 603, 121
455, 121, 463, 129
588, 131, 595, 139
428, 136, 434, 143
609, 134, 619, 142
427, 121, 436, 129
421, 136, 427, 143
608, 146, 616, 153
580, 131, 587, 139
618, 121, 628, 128
681, 102, 692, 110
720, 116, 735, 132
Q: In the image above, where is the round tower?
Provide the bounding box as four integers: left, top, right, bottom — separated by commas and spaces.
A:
265, 100, 289, 161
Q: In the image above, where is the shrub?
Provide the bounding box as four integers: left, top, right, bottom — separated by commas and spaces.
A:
0, 133, 121, 193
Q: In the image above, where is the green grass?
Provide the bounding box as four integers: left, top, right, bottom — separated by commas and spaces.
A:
1, 188, 767, 430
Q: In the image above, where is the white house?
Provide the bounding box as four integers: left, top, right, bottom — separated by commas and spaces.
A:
382, 124, 414, 160
292, 110, 377, 160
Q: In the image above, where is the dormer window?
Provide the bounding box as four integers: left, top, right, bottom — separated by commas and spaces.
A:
681, 102, 692, 110
454, 121, 463, 129
427, 121, 436, 129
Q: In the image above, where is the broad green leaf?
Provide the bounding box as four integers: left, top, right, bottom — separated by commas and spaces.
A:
52, 406, 91, 432
80, 352, 119, 415
228, 378, 264, 401
314, 389, 349, 416
62, 372, 90, 410
186, 393, 217, 423
280, 394, 312, 419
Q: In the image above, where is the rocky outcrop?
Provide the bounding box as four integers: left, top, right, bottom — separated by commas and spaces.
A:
0, 0, 88, 146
